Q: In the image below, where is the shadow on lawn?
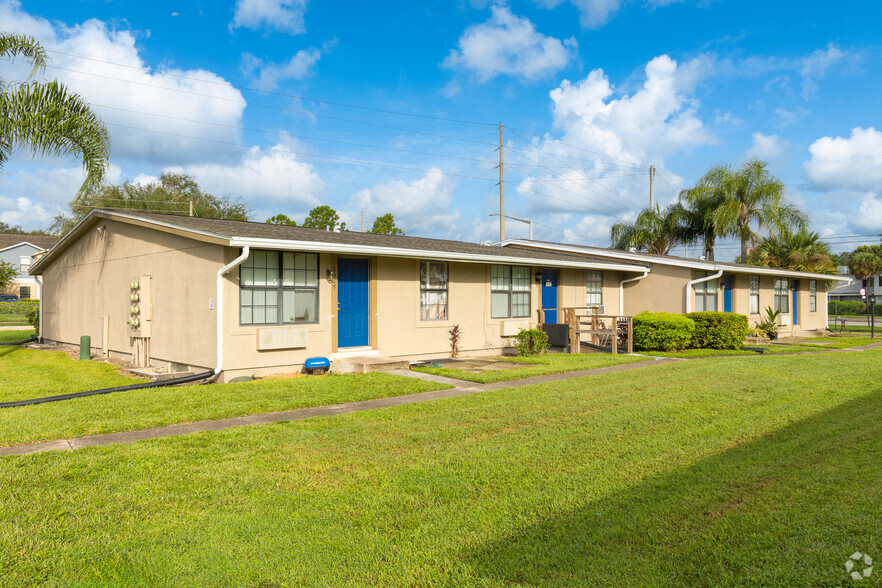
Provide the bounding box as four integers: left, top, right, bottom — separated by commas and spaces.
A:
463, 391, 882, 587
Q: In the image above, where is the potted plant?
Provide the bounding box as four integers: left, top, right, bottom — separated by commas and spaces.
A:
758, 306, 781, 340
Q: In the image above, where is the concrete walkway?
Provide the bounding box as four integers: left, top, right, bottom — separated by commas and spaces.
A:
0, 357, 677, 457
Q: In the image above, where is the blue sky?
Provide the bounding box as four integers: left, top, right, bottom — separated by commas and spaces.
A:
1, 0, 880, 258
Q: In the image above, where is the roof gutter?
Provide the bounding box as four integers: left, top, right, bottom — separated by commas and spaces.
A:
686, 269, 723, 313
215, 246, 250, 376
228, 238, 641, 271
619, 270, 649, 314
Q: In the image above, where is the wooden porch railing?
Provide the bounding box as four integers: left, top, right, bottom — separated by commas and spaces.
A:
537, 307, 633, 354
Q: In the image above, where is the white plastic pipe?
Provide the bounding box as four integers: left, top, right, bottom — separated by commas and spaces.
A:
215, 246, 250, 375
619, 270, 649, 315
34, 275, 43, 341
686, 269, 723, 313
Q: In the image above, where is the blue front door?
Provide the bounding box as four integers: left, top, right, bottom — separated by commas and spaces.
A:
337, 258, 369, 347
541, 270, 558, 324
723, 275, 733, 312
792, 279, 799, 325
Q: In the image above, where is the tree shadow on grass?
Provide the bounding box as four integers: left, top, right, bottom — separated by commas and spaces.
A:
463, 391, 882, 587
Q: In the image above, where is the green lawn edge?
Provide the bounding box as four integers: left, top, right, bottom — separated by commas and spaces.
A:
412, 352, 648, 383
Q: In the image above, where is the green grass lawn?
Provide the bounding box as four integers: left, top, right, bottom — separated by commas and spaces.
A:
792, 335, 881, 349
0, 314, 29, 325
412, 352, 648, 383
643, 343, 830, 358
0, 339, 449, 447
0, 350, 879, 586
0, 328, 34, 343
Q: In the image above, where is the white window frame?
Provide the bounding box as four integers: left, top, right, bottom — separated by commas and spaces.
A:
491, 265, 531, 319
586, 270, 603, 306
239, 250, 319, 326
749, 276, 760, 315
694, 271, 718, 312
19, 256, 31, 272
809, 280, 817, 312
420, 261, 448, 321
774, 277, 789, 313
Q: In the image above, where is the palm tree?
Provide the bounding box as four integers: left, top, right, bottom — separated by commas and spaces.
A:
610, 202, 691, 255
0, 33, 110, 200
711, 159, 807, 262
746, 228, 836, 274
680, 166, 730, 261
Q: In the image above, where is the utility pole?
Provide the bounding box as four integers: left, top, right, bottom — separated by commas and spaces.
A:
498, 122, 505, 242
361, 211, 364, 232
189, 200, 194, 217
649, 165, 655, 208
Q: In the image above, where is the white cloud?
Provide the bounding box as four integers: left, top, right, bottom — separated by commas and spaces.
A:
169, 141, 324, 210
746, 132, 787, 165
346, 169, 459, 235
231, 0, 308, 34
854, 194, 882, 232
800, 43, 847, 99
534, 0, 683, 30
511, 55, 707, 219
443, 5, 577, 82
0, 1, 247, 166
561, 214, 612, 244
805, 127, 882, 192
241, 48, 322, 90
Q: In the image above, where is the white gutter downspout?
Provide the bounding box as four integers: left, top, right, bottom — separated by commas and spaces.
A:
686, 269, 723, 313
215, 246, 250, 376
619, 270, 649, 315
34, 275, 43, 341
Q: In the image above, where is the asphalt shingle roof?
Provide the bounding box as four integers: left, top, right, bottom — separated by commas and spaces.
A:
0, 234, 57, 251
107, 210, 646, 267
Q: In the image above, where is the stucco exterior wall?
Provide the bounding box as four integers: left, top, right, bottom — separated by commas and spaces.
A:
41, 219, 223, 368
622, 263, 692, 315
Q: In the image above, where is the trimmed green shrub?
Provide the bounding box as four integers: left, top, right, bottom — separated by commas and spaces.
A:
26, 307, 39, 330
829, 300, 866, 315
513, 328, 549, 356
685, 311, 749, 349
0, 301, 39, 315
632, 312, 695, 351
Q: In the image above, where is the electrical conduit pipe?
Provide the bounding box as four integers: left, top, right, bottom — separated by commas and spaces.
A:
619, 270, 649, 315
685, 269, 723, 313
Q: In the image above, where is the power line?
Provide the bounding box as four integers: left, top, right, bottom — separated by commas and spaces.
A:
102, 121, 498, 181
507, 129, 645, 210
506, 125, 649, 168
12, 60, 501, 148
42, 49, 497, 127
91, 102, 499, 166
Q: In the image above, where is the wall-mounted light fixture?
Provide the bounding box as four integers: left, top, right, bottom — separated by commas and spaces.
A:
534, 270, 543, 284
96, 225, 106, 234
326, 268, 337, 284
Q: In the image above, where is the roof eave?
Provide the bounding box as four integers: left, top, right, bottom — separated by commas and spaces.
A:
502, 239, 850, 281
228, 237, 648, 271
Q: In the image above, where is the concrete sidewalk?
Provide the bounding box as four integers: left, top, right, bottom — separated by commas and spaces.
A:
0, 357, 677, 457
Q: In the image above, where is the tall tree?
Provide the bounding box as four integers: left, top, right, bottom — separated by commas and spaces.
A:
0, 33, 110, 200
709, 159, 807, 262
680, 166, 730, 261
51, 172, 249, 234
0, 221, 52, 236
0, 260, 18, 292
368, 213, 404, 235
302, 205, 346, 231
610, 203, 691, 255
842, 246, 882, 282
266, 214, 297, 226
746, 228, 836, 274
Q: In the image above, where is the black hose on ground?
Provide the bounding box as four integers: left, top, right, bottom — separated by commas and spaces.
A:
0, 370, 215, 409
0, 335, 37, 346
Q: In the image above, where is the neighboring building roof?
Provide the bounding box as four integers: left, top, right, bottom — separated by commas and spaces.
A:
0, 234, 57, 253
31, 210, 649, 274
501, 238, 851, 282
